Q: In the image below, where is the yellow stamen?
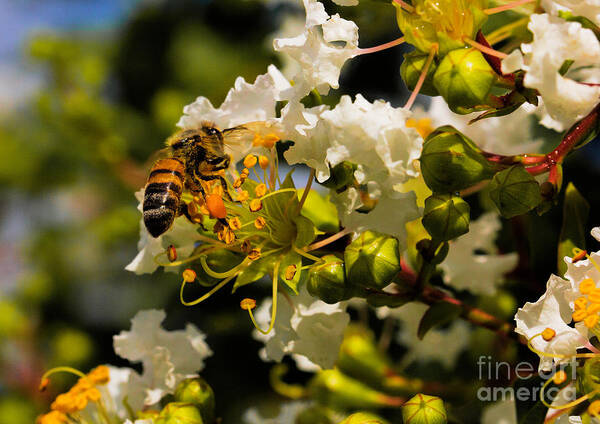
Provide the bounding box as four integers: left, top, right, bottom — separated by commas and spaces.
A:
237, 190, 249, 202
585, 314, 599, 329
167, 245, 177, 262
573, 309, 587, 322
573, 249, 588, 263
542, 328, 556, 342
240, 298, 257, 310
285, 265, 297, 281
37, 411, 68, 424
248, 248, 261, 261
243, 154, 258, 168
258, 155, 269, 170
406, 117, 434, 138
589, 400, 600, 417
553, 370, 567, 385
580, 278, 595, 294
228, 217, 242, 231
255, 183, 268, 197
180, 275, 235, 307
249, 198, 263, 212
588, 303, 600, 315
233, 177, 244, 189
589, 288, 600, 303
183, 269, 197, 283
575, 296, 588, 310
245, 260, 280, 335
254, 217, 267, 229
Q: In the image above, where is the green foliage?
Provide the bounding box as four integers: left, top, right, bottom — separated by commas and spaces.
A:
417, 302, 462, 340
488, 165, 543, 218
558, 183, 590, 275
422, 194, 470, 242
175, 377, 216, 424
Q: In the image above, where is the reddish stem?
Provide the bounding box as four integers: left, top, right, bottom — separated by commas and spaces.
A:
476, 31, 514, 81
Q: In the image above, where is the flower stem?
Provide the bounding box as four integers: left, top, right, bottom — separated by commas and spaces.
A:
403, 45, 437, 110
296, 168, 315, 215
355, 37, 405, 56
305, 228, 351, 252
484, 0, 535, 15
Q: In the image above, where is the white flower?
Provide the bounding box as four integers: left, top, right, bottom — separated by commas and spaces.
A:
592, 226, 600, 242
440, 212, 518, 296
514, 274, 585, 371
253, 285, 350, 370
113, 309, 212, 407
542, 0, 600, 26
274, 0, 359, 98
283, 94, 423, 249
377, 302, 469, 369
481, 399, 517, 424
125, 189, 201, 275
502, 14, 600, 132
177, 65, 291, 163
423, 97, 544, 155
333, 0, 359, 5
243, 401, 309, 424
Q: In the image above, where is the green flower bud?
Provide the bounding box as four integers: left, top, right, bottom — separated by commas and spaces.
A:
322, 161, 358, 192
488, 165, 542, 218
295, 405, 334, 424
433, 48, 497, 114
400, 51, 439, 96
420, 126, 497, 193
344, 231, 401, 290
337, 326, 424, 395
402, 394, 447, 424
307, 255, 354, 304
422, 194, 470, 242
309, 369, 404, 410
174, 378, 215, 424
337, 412, 389, 424
155, 402, 204, 424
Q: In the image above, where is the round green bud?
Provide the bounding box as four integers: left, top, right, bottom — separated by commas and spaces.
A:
400, 51, 439, 96
337, 326, 390, 388
309, 369, 404, 410
174, 378, 215, 424
422, 194, 470, 242
420, 126, 497, 193
295, 405, 333, 424
307, 255, 352, 304
402, 394, 447, 424
155, 402, 204, 424
344, 231, 400, 290
488, 165, 542, 218
322, 161, 358, 192
433, 48, 497, 114
337, 412, 389, 424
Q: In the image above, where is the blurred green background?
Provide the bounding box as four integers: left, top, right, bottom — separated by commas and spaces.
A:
2, 1, 600, 423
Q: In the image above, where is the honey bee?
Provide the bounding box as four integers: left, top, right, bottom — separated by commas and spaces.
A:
143, 122, 252, 238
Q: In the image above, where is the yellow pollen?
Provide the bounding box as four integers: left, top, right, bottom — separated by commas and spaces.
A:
553, 370, 567, 385
589, 303, 600, 315
87, 365, 109, 385
228, 217, 242, 231
39, 377, 50, 392
243, 154, 258, 168
255, 183, 268, 197
253, 133, 280, 149
573, 309, 587, 322
211, 184, 224, 197
183, 269, 197, 283
258, 155, 269, 170
541, 328, 556, 342
233, 177, 244, 189
241, 168, 250, 177
406, 117, 434, 138
580, 278, 595, 294
573, 249, 588, 263
218, 227, 236, 244
237, 190, 249, 202
240, 298, 257, 310
585, 314, 599, 329
575, 296, 589, 310
241, 240, 251, 253
285, 265, 297, 281
254, 217, 266, 229
589, 400, 600, 417
248, 248, 261, 260
249, 198, 263, 212
37, 411, 68, 424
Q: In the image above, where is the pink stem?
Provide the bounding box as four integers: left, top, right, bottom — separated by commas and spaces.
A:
355, 37, 405, 56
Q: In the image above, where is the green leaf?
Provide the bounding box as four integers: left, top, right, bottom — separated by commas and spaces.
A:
294, 215, 316, 248
417, 302, 462, 340
558, 183, 590, 275
488, 165, 543, 218
299, 190, 340, 233
278, 250, 302, 294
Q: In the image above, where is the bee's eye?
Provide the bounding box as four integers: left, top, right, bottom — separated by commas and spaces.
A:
205, 127, 219, 136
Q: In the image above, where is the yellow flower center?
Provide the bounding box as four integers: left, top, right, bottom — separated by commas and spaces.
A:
572, 278, 600, 330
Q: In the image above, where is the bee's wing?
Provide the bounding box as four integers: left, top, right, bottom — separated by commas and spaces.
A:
221, 125, 257, 146
144, 147, 172, 168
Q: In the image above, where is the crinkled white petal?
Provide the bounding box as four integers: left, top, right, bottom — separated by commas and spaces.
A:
592, 227, 600, 242
515, 275, 584, 371
440, 212, 518, 296
113, 309, 212, 406
378, 302, 469, 369
176, 65, 291, 163
253, 285, 349, 369
243, 401, 310, 424
542, 0, 600, 26
125, 190, 201, 275
564, 250, 600, 293
501, 14, 600, 131
274, 1, 358, 97
422, 97, 544, 155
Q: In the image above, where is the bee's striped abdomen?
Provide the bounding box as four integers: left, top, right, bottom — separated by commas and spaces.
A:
143, 158, 185, 238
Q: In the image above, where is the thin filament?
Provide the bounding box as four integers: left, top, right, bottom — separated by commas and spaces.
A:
180, 275, 235, 306
404, 45, 437, 110
484, 0, 535, 15
355, 37, 405, 56
41, 366, 86, 383
200, 256, 250, 279
305, 228, 351, 252
392, 0, 415, 13
464, 37, 508, 59
248, 260, 281, 335
296, 168, 316, 215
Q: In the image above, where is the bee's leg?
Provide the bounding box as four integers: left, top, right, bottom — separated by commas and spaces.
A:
177, 199, 208, 232
197, 174, 234, 201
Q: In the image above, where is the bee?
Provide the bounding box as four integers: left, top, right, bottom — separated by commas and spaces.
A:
143, 121, 252, 238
